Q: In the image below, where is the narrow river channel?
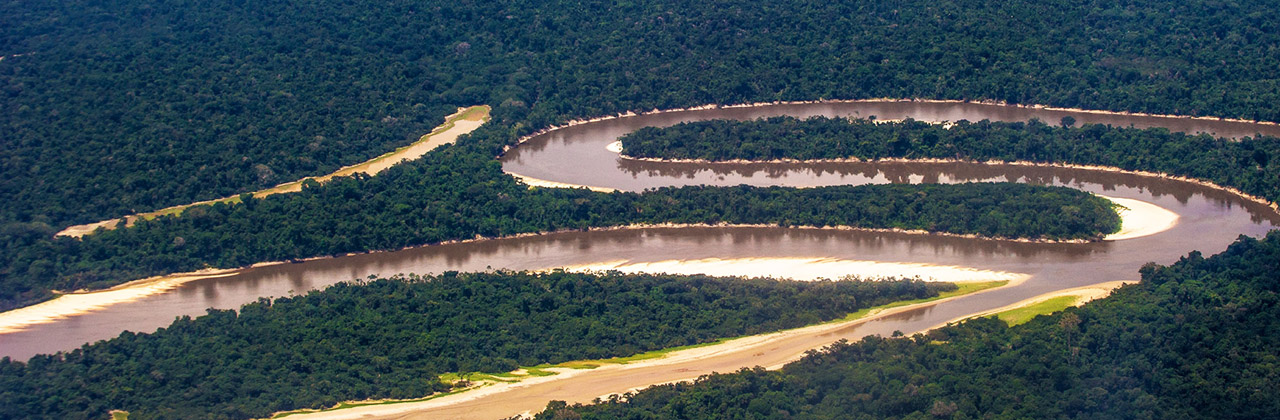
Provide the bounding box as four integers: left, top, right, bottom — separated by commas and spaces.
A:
3, 102, 1279, 417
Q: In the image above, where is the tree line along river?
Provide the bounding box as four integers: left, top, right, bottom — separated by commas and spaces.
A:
2, 101, 1278, 385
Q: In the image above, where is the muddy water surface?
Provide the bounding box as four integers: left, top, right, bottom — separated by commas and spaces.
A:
4, 101, 1279, 365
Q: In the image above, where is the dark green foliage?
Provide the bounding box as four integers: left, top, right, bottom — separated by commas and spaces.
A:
535, 232, 1280, 420
0, 157, 1116, 311
6, 0, 1280, 226
622, 116, 1280, 203
0, 271, 951, 419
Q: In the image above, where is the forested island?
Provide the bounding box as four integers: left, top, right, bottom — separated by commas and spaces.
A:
620, 116, 1280, 203
0, 178, 1115, 311
0, 271, 953, 419
5, 0, 1280, 228
534, 232, 1280, 419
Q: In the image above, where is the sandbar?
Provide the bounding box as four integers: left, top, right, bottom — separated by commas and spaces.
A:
264, 278, 1018, 420
56, 106, 490, 237
1101, 196, 1179, 240
0, 268, 248, 334
560, 257, 1028, 284
7, 109, 492, 329
938, 280, 1133, 328
510, 173, 618, 192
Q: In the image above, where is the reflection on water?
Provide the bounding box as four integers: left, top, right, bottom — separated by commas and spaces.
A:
3, 101, 1279, 361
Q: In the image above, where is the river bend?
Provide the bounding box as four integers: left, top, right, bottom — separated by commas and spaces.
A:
3, 101, 1278, 382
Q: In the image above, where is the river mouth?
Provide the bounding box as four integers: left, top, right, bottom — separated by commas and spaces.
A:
3, 100, 1279, 365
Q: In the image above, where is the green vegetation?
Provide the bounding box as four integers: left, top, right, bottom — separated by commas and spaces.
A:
268, 279, 1007, 419
620, 116, 1280, 203
59, 106, 490, 237
996, 295, 1080, 326
4, 1, 1280, 417
6, 0, 1280, 228
0, 178, 1116, 311
836, 280, 1009, 324
0, 270, 955, 419
534, 232, 1280, 420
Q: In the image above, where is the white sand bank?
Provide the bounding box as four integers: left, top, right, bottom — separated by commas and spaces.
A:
56, 106, 489, 238
1101, 196, 1179, 240
265, 277, 1017, 420
510, 173, 618, 192
560, 257, 1029, 284
606, 140, 624, 153
0, 269, 247, 334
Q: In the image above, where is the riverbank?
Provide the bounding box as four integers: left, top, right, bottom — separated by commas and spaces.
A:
936, 280, 1134, 328
509, 174, 1165, 244
0, 218, 1056, 334
607, 123, 1279, 218
5, 103, 1187, 335
619, 151, 1280, 218
0, 263, 279, 334
609, 141, 1186, 242
509, 173, 617, 192
55, 106, 490, 238
263, 280, 1011, 420
558, 257, 1028, 284
509, 98, 1280, 158
1103, 196, 1179, 240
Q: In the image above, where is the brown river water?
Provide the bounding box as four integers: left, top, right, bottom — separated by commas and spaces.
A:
4, 100, 1280, 366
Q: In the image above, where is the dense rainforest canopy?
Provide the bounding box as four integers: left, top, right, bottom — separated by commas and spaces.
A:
4, 1, 1280, 418
4, 0, 1280, 226
534, 231, 1280, 420
620, 116, 1280, 203
0, 174, 1114, 311
0, 271, 953, 419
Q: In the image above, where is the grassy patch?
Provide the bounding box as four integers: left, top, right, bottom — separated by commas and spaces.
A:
995, 295, 1080, 326
833, 280, 1007, 323
109, 410, 129, 420
269, 385, 479, 419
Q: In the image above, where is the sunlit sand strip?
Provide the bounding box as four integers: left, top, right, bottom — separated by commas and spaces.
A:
1101, 196, 1179, 241
510, 173, 618, 192
546, 150, 1179, 243
0, 268, 251, 334
935, 280, 1134, 329
265, 277, 1022, 420
56, 106, 490, 238
606, 140, 624, 153
262, 118, 487, 195
559, 257, 1027, 283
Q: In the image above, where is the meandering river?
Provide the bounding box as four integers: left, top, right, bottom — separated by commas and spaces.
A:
3, 102, 1279, 418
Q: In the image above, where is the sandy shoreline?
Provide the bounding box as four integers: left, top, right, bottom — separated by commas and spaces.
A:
0, 218, 1083, 334
507, 98, 1279, 157
9, 105, 1191, 339
265, 277, 1022, 420
0, 268, 245, 334
609, 139, 1279, 217
56, 106, 490, 238
1102, 196, 1179, 240
268, 278, 1146, 420
509, 173, 617, 192
2, 194, 1169, 333
936, 280, 1134, 328
619, 153, 1280, 216
1, 195, 1160, 334
510, 173, 1172, 244
558, 257, 1029, 284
